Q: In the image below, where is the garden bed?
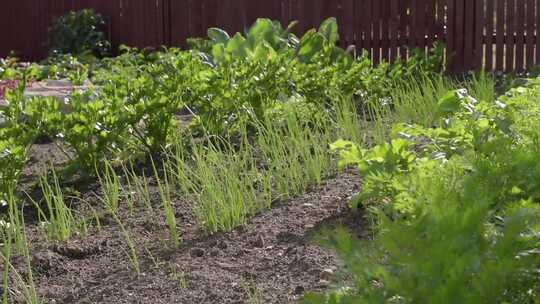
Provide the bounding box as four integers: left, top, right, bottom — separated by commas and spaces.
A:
10, 141, 363, 303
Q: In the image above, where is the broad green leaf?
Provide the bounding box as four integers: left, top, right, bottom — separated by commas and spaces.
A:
319, 17, 339, 44
225, 33, 248, 59
207, 27, 230, 44
211, 44, 227, 63
437, 90, 463, 117
252, 42, 277, 62
297, 31, 324, 63
330, 139, 362, 169
248, 18, 276, 46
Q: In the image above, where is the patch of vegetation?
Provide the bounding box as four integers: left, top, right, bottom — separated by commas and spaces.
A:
306, 75, 540, 303
47, 9, 111, 57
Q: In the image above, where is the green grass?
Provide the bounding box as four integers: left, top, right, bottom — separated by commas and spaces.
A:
97, 161, 121, 212
0, 205, 39, 304
389, 75, 456, 127
256, 112, 334, 200
151, 157, 181, 248
96, 160, 141, 274
170, 137, 266, 234
34, 167, 76, 241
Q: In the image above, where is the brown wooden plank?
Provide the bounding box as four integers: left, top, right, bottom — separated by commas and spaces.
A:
452, 0, 465, 70
526, 0, 535, 69
426, 0, 436, 48
389, 0, 400, 61
354, 0, 363, 52
447, 0, 457, 66
463, 0, 475, 70
132, 0, 141, 46
362, 0, 373, 59
245, 0, 261, 27
280, 0, 290, 26
163, 0, 171, 46
536, 0, 540, 66
311, 0, 323, 27
495, 0, 505, 71
170, 0, 189, 46
416, 0, 427, 52
506, 0, 515, 72
291, 0, 304, 35
411, 0, 419, 51
515, 0, 526, 72
474, 0, 485, 70
485, 0, 495, 71
341, 0, 355, 47
372, 0, 381, 63
437, 0, 446, 41
156, 0, 164, 46
380, 0, 390, 62
142, 0, 150, 46
0, 1, 8, 57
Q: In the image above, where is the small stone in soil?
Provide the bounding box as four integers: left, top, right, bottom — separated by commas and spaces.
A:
320, 268, 334, 279
217, 241, 228, 249
252, 235, 265, 248
317, 280, 330, 289
190, 248, 205, 257
294, 285, 305, 295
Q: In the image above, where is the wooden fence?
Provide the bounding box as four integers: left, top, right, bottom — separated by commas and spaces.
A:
0, 0, 538, 72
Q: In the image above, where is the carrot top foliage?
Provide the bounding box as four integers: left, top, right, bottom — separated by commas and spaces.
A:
306, 77, 540, 303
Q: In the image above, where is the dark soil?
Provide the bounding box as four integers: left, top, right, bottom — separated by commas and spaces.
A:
4, 142, 365, 304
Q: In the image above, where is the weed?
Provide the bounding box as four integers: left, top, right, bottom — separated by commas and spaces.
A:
32, 167, 75, 241
122, 163, 153, 211
97, 160, 121, 212
151, 158, 181, 247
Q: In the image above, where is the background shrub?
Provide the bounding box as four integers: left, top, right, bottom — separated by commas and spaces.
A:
47, 9, 111, 57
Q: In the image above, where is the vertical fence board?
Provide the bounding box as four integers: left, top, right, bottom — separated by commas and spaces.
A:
525, 0, 535, 68
426, 0, 436, 50
516, 0, 525, 72
382, 0, 391, 62
474, 0, 485, 70
374, 0, 382, 62
417, 0, 427, 51
413, 0, 421, 51
354, 0, 363, 53
371, 0, 381, 64
400, 0, 411, 59
496, 0, 506, 71
485, 0, 495, 71
453, 0, 465, 70
463, 0, 475, 70
506, 0, 515, 72
389, 0, 400, 61
342, 0, 355, 47
437, 0, 446, 41
362, 0, 373, 59
447, 0, 455, 68
536, 0, 540, 65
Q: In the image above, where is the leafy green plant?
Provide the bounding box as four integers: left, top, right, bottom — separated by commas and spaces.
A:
48, 9, 111, 57
122, 163, 153, 211
0, 204, 39, 304
170, 136, 266, 234
311, 76, 540, 304
36, 167, 76, 241
151, 158, 181, 247
97, 160, 121, 212
256, 112, 333, 200
99, 183, 141, 275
